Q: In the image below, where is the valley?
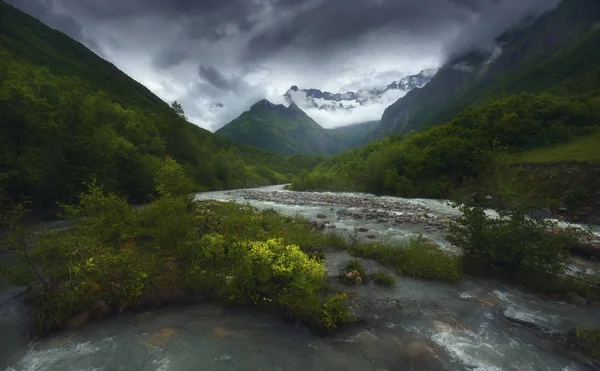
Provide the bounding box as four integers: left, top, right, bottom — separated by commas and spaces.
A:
1, 0, 600, 370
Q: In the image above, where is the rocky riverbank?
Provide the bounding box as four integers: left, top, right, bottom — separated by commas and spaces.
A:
235, 188, 600, 258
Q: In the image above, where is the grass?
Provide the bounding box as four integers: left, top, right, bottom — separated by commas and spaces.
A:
347, 236, 463, 282
563, 328, 600, 363
512, 131, 600, 163
372, 271, 396, 287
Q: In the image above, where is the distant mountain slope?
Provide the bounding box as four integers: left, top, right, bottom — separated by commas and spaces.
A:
371, 0, 600, 140
330, 121, 380, 149
0, 1, 317, 212
284, 69, 436, 113
216, 100, 374, 156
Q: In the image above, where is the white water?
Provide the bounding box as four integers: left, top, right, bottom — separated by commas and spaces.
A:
2, 186, 600, 371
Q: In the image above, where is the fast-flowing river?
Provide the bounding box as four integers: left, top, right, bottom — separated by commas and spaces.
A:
2, 185, 600, 371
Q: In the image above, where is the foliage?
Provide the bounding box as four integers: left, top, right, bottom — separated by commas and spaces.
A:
3, 174, 355, 333
215, 100, 373, 156
170, 101, 187, 121
291, 92, 600, 200
448, 204, 578, 277
60, 181, 137, 250
564, 328, 600, 363
0, 2, 320, 215
372, 271, 396, 287
185, 234, 354, 330
512, 131, 600, 163
376, 3, 600, 139
348, 237, 463, 281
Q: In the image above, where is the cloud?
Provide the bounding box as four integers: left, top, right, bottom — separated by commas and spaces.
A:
198, 65, 238, 91
8, 0, 563, 132
444, 0, 561, 60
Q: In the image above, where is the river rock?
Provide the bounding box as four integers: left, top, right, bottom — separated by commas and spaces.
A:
346, 270, 362, 285
67, 312, 92, 329
357, 227, 369, 232
567, 292, 587, 306
91, 300, 110, 318
317, 214, 327, 219
146, 327, 176, 347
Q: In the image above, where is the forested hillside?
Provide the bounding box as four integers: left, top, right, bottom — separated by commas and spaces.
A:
216, 100, 376, 156
0, 1, 318, 214
371, 0, 600, 139
292, 90, 600, 221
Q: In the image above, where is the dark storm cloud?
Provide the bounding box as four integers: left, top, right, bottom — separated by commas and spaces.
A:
198, 65, 238, 91
244, 0, 560, 61
11, 0, 562, 67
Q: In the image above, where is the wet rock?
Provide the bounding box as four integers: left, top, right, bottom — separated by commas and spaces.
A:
91, 300, 110, 318
393, 336, 446, 368
477, 296, 500, 307
317, 214, 327, 219
212, 326, 230, 338
357, 227, 369, 232
366, 234, 377, 239
567, 292, 588, 306
146, 327, 177, 347
346, 270, 362, 285
66, 312, 92, 329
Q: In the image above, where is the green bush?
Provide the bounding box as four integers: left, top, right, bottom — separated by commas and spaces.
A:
5, 180, 354, 333
448, 204, 577, 276
187, 234, 354, 331
372, 271, 396, 287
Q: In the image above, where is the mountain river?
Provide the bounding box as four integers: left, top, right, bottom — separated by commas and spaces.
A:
2, 185, 600, 371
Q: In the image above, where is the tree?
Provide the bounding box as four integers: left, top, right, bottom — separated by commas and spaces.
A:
171, 101, 187, 120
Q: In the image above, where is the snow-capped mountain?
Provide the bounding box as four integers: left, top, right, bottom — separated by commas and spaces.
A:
284, 69, 437, 112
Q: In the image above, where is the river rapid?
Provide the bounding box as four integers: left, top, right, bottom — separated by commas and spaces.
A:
2, 185, 600, 371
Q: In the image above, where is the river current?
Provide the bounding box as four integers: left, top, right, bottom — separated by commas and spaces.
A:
2, 185, 600, 371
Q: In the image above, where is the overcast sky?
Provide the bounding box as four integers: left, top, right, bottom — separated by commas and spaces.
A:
9, 0, 560, 130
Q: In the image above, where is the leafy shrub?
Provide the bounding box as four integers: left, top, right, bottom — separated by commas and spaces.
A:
187, 234, 354, 331
372, 271, 396, 287
448, 204, 578, 276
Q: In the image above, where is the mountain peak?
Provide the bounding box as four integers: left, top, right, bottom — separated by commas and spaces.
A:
252, 99, 277, 110
284, 70, 437, 114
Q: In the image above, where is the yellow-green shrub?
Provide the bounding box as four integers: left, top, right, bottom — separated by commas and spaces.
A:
187, 234, 353, 331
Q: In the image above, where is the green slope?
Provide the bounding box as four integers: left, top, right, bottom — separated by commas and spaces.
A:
0, 1, 318, 213
512, 131, 600, 164
373, 0, 600, 139
216, 100, 373, 156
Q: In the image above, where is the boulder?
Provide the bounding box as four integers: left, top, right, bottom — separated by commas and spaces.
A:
91, 300, 110, 318
317, 214, 327, 219
67, 312, 92, 329
346, 270, 362, 285
567, 292, 588, 306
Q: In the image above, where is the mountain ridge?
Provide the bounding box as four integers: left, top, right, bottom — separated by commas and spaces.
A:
216, 99, 376, 155
284, 69, 437, 113
371, 0, 600, 140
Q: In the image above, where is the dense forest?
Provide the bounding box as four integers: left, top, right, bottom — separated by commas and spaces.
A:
0, 1, 320, 215
291, 92, 600, 199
